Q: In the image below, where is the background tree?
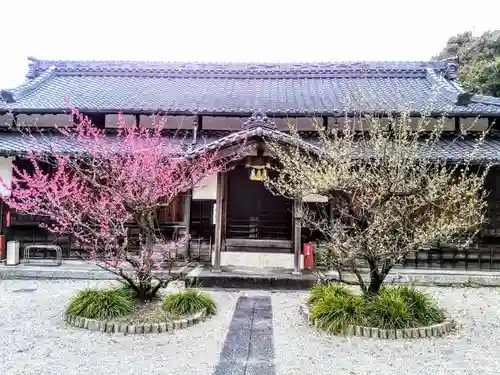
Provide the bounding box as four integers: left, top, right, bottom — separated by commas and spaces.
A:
267, 115, 488, 296
435, 29, 500, 96
1, 110, 232, 300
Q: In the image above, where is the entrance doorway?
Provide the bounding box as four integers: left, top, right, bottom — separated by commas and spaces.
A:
226, 165, 293, 241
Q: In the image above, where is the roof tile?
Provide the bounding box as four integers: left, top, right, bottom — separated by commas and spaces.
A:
1, 131, 499, 164
0, 58, 499, 115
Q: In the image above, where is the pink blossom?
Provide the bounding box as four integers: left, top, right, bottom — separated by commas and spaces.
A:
1, 109, 234, 299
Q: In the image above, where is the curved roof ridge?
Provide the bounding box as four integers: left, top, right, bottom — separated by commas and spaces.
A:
425, 68, 461, 103
426, 69, 500, 108
448, 80, 500, 107
24, 57, 456, 79
3, 66, 57, 102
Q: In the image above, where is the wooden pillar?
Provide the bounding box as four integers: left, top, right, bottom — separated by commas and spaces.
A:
293, 196, 303, 275
213, 172, 226, 272
182, 190, 192, 260
221, 173, 228, 247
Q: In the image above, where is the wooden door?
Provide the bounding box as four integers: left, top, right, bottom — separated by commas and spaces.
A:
226, 166, 292, 240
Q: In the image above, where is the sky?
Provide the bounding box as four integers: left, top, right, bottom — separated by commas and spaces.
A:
1, 0, 499, 88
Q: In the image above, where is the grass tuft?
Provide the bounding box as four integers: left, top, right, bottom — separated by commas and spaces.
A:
66, 287, 135, 320
367, 288, 412, 329
310, 293, 367, 333
393, 285, 445, 325
307, 283, 350, 306
162, 288, 216, 316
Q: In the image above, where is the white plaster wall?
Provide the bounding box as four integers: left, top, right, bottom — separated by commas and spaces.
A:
139, 115, 194, 129
273, 117, 323, 131
0, 157, 14, 196
0, 114, 13, 127
202, 117, 243, 130
327, 117, 456, 131
411, 117, 455, 131
328, 116, 392, 131
460, 117, 489, 132
16, 114, 72, 128
193, 174, 217, 200
105, 114, 136, 128
212, 251, 304, 269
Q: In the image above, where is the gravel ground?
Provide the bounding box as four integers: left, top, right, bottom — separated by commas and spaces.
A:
0, 280, 238, 375
1, 281, 500, 375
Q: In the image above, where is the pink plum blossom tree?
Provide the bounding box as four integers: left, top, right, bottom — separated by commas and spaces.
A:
1, 110, 232, 300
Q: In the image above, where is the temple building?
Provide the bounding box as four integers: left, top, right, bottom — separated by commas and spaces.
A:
1, 57, 500, 273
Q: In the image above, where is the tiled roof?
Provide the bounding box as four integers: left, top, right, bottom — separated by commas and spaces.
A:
0, 131, 186, 155
2, 125, 500, 164
192, 127, 500, 163
1, 57, 500, 116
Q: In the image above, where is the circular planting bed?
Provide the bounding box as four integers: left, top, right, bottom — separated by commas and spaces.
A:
300, 303, 454, 339
66, 309, 207, 334
302, 283, 455, 339
64, 285, 215, 335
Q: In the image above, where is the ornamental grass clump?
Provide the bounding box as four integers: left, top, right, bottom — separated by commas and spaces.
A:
367, 288, 413, 329
392, 285, 445, 325
308, 283, 350, 306
309, 292, 367, 333
162, 288, 216, 316
307, 283, 445, 333
66, 287, 135, 320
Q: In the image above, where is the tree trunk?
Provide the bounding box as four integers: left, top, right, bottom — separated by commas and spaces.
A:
367, 272, 384, 296
365, 261, 392, 297
135, 279, 156, 300
132, 211, 160, 301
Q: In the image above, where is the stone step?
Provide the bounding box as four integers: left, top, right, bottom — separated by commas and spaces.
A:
187, 265, 317, 290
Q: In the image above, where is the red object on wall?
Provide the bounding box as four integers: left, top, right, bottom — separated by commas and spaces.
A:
0, 235, 5, 259
303, 242, 314, 269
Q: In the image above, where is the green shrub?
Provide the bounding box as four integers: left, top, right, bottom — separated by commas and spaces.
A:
307, 284, 445, 333
117, 283, 137, 298
395, 285, 445, 325
367, 288, 412, 329
309, 293, 367, 333
307, 283, 350, 306
66, 287, 135, 320
162, 288, 216, 316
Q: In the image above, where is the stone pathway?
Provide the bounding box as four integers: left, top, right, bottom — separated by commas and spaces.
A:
214, 296, 275, 375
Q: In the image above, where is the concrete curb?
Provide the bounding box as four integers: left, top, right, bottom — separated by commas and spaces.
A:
0, 264, 188, 281
5, 262, 500, 288
65, 309, 207, 334
316, 269, 500, 287
300, 303, 455, 339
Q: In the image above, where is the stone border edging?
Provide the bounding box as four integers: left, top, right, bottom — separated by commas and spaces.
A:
65, 309, 207, 334
300, 303, 455, 339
